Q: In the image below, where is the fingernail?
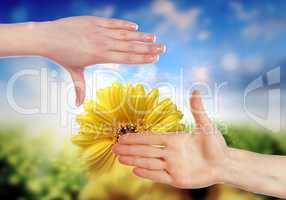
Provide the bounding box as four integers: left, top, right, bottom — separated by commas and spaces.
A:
76, 98, 80, 107
155, 44, 166, 53
146, 55, 158, 63
144, 34, 156, 42
131, 23, 139, 30
161, 44, 166, 53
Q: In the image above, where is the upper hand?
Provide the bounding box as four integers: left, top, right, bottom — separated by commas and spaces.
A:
112, 90, 229, 189
39, 16, 165, 106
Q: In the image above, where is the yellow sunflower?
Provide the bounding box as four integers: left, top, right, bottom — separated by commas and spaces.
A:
72, 82, 185, 176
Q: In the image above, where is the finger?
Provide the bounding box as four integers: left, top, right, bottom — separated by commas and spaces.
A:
118, 156, 165, 170
190, 90, 212, 127
133, 167, 172, 184
118, 133, 168, 146
102, 52, 158, 64
112, 144, 166, 158
94, 17, 138, 31
105, 29, 156, 42
69, 69, 86, 106
109, 41, 165, 54
123, 156, 166, 170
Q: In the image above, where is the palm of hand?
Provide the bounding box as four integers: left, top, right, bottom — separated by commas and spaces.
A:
113, 91, 228, 189
165, 127, 227, 189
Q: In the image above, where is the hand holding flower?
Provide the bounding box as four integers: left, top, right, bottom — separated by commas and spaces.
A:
113, 90, 227, 188
113, 91, 286, 199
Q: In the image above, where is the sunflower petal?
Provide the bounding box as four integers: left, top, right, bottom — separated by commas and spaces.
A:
72, 83, 185, 177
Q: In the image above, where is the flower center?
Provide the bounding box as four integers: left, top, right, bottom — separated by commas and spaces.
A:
117, 123, 138, 136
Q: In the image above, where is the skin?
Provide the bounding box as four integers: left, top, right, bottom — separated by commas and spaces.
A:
0, 16, 165, 106
113, 91, 286, 199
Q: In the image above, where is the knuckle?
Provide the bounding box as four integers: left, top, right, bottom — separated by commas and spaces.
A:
108, 20, 117, 27
129, 157, 135, 165
119, 30, 128, 40
95, 51, 107, 60
127, 43, 135, 52
147, 45, 154, 52
126, 55, 134, 63
145, 159, 152, 168
140, 32, 146, 40
126, 147, 133, 154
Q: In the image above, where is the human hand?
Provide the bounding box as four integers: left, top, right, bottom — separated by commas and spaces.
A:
112, 91, 228, 188
38, 16, 165, 106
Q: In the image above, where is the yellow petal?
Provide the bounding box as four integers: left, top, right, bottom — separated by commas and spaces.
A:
82, 138, 113, 163
133, 84, 146, 119
72, 134, 96, 147
144, 98, 174, 126
151, 111, 183, 131
72, 83, 186, 176
145, 88, 159, 112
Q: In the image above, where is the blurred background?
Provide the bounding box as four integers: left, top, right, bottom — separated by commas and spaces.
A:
0, 0, 285, 200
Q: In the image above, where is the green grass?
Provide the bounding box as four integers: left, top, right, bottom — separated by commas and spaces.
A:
0, 124, 285, 200
0, 126, 86, 200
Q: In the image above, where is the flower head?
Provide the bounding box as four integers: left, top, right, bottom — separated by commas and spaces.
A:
72, 83, 185, 176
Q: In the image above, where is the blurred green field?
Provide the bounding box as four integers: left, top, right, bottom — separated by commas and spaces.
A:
0, 124, 285, 200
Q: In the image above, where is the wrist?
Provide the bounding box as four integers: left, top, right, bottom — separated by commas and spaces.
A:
23, 21, 51, 56
220, 147, 245, 185
0, 21, 50, 57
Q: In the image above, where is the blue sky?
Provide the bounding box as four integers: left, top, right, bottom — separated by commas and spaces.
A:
0, 0, 285, 131
1, 0, 285, 85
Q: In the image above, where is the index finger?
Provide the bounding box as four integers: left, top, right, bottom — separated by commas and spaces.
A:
118, 133, 168, 145
94, 17, 138, 31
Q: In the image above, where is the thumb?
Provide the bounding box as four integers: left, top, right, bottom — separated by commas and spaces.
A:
189, 90, 211, 128
69, 69, 86, 106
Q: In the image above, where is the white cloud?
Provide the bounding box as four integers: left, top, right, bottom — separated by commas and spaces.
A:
192, 66, 210, 81
124, 0, 208, 42
91, 5, 115, 18
243, 56, 264, 73
221, 52, 264, 73
187, 65, 211, 82
242, 23, 261, 39
242, 20, 286, 40
221, 53, 239, 71
152, 0, 201, 31
230, 1, 259, 21
132, 64, 157, 84
197, 31, 210, 41
229, 2, 286, 40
